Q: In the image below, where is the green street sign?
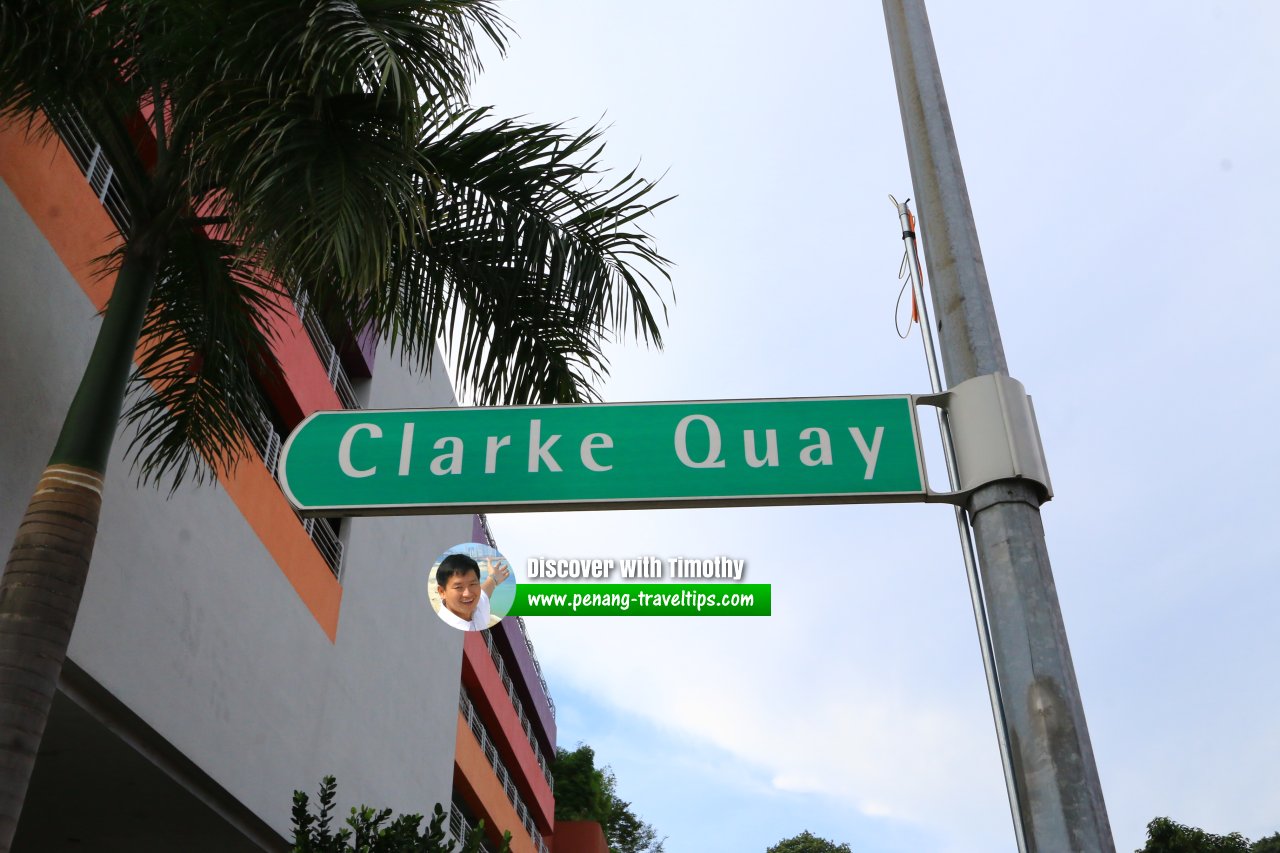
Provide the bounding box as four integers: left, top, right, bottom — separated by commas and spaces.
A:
278, 396, 927, 516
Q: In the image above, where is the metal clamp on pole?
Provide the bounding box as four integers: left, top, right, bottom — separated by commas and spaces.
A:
919, 374, 1053, 502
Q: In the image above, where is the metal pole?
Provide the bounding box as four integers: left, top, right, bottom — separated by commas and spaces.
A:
882, 3, 1116, 851
893, 197, 1028, 853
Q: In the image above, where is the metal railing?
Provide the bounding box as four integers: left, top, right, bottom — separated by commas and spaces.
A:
301, 517, 344, 580
459, 689, 550, 853
449, 801, 499, 853
476, 513, 497, 548
480, 630, 554, 791
293, 291, 360, 409
474, 515, 556, 722
513, 616, 555, 719
44, 105, 132, 233
242, 396, 343, 579
242, 398, 283, 476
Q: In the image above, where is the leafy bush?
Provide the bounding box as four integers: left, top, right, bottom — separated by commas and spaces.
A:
292, 776, 510, 853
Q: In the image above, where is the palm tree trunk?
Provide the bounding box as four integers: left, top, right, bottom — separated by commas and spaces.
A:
0, 239, 159, 849
0, 466, 103, 848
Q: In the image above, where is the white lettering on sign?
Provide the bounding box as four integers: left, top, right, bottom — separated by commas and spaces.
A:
328, 415, 893, 484
849, 426, 884, 479
580, 433, 614, 471
485, 435, 511, 474
799, 427, 832, 466
339, 423, 381, 478
399, 423, 415, 475
674, 414, 725, 469
528, 558, 614, 578
743, 429, 778, 468
528, 420, 562, 472
431, 436, 463, 475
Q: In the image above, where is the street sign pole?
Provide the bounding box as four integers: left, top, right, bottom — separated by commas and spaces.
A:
882, 2, 1116, 850
894, 196, 1028, 853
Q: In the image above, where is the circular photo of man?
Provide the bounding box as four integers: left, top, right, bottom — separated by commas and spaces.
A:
428, 542, 516, 632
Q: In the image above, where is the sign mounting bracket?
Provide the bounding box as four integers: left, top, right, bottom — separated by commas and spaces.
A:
917, 374, 1053, 505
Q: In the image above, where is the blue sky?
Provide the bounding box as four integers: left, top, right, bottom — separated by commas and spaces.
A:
467, 2, 1280, 850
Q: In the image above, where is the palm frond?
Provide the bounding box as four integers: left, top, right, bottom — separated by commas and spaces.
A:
121, 229, 284, 489
193, 85, 431, 296
290, 0, 509, 109
185, 2, 513, 299
0, 1, 121, 120
355, 109, 673, 405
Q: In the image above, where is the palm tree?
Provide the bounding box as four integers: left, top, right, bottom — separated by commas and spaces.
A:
0, 0, 671, 844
